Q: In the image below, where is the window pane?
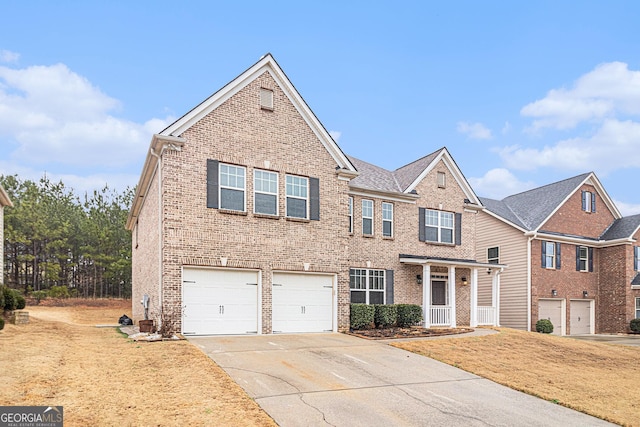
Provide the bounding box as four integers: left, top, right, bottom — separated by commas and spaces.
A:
287, 197, 307, 218
369, 270, 385, 290
350, 291, 366, 304
255, 193, 277, 215
382, 203, 392, 220
286, 175, 307, 198
220, 164, 245, 190
369, 291, 384, 305
362, 200, 373, 217
221, 188, 244, 211
426, 210, 439, 226
383, 221, 392, 237
441, 228, 453, 244
363, 218, 372, 235
425, 226, 438, 242
441, 211, 454, 228
488, 247, 499, 263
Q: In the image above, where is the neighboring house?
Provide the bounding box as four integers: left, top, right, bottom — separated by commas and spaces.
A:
477, 172, 640, 335
0, 184, 13, 285
127, 54, 502, 335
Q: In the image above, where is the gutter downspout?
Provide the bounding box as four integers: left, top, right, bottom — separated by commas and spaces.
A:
526, 233, 537, 332
149, 146, 163, 330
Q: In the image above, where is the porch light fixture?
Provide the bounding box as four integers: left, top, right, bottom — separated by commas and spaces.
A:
583, 290, 588, 298
551, 289, 557, 297
416, 274, 423, 285
461, 276, 468, 285
487, 268, 492, 275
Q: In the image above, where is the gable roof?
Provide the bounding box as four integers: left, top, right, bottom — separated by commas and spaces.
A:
348, 147, 482, 205
600, 213, 640, 240
160, 53, 355, 172
482, 172, 622, 232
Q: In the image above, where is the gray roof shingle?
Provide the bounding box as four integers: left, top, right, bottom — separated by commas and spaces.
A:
600, 214, 640, 240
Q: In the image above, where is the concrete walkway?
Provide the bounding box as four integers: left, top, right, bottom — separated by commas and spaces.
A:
567, 333, 640, 347
189, 333, 613, 427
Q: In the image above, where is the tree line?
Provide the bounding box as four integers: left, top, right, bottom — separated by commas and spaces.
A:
2, 175, 133, 299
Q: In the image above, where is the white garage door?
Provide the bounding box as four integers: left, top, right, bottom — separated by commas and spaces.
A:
570, 300, 592, 335
272, 272, 333, 333
538, 299, 563, 336
182, 267, 259, 335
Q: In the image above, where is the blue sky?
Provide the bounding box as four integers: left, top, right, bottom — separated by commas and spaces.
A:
1, 1, 640, 214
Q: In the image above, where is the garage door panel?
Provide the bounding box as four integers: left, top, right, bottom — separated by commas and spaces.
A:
538, 299, 563, 336
182, 268, 258, 336
272, 273, 333, 333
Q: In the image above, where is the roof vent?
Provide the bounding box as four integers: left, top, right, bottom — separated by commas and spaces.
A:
260, 88, 274, 111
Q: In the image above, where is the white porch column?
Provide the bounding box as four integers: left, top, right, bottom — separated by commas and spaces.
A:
493, 269, 502, 326
448, 266, 456, 328
422, 264, 431, 328
470, 267, 478, 327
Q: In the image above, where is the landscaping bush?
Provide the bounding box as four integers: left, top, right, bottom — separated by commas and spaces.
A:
16, 294, 26, 310
536, 319, 554, 334
2, 287, 17, 311
0, 286, 4, 310
396, 304, 423, 327
374, 304, 397, 328
350, 304, 375, 330
630, 318, 640, 333
31, 290, 47, 304
48, 285, 70, 299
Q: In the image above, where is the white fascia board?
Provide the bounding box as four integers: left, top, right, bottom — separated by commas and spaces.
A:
404, 148, 482, 206
349, 188, 418, 203
526, 230, 633, 247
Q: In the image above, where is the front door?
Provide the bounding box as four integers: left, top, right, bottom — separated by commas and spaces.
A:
432, 280, 447, 305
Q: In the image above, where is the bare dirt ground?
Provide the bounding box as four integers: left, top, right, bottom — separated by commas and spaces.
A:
0, 300, 275, 426
393, 327, 640, 427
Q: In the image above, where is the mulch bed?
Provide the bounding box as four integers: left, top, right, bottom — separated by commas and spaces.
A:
349, 326, 474, 340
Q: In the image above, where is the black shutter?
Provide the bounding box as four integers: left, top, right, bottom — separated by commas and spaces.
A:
555, 242, 562, 270
588, 247, 594, 272
418, 207, 426, 242
206, 159, 219, 209
591, 192, 596, 213
541, 241, 546, 268
385, 270, 394, 305
455, 213, 462, 246
309, 177, 320, 221
576, 246, 581, 271
581, 191, 586, 211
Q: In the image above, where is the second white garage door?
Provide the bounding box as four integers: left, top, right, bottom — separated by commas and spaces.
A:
538, 299, 564, 336
570, 300, 592, 335
272, 272, 334, 333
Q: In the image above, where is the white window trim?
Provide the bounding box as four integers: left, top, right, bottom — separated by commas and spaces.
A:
636, 297, 640, 318
487, 246, 499, 264
348, 197, 353, 234
350, 268, 385, 304
254, 169, 278, 215
382, 202, 393, 237
425, 209, 454, 244
219, 163, 246, 212
285, 174, 309, 219
362, 199, 374, 235
578, 246, 589, 272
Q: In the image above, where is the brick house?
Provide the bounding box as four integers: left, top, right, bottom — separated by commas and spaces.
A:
0, 184, 13, 284
127, 54, 502, 335
477, 172, 640, 335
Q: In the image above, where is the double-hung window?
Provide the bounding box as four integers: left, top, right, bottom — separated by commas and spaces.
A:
219, 163, 246, 211
577, 246, 589, 272
349, 268, 385, 304
582, 190, 596, 213
254, 170, 278, 215
635, 247, 640, 271
362, 199, 373, 235
348, 197, 353, 233
488, 247, 499, 264
286, 175, 308, 219
636, 298, 640, 319
425, 209, 454, 244
542, 241, 561, 269
382, 202, 393, 237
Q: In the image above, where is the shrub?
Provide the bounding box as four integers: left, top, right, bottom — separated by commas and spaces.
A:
16, 294, 26, 310
630, 318, 640, 333
350, 304, 375, 330
374, 304, 397, 328
0, 317, 4, 330
31, 290, 48, 304
0, 287, 4, 309
3, 287, 17, 311
536, 319, 554, 334
396, 304, 423, 327
48, 285, 70, 299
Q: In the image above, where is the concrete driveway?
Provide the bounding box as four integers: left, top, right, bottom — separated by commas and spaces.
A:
567, 333, 640, 347
189, 333, 612, 426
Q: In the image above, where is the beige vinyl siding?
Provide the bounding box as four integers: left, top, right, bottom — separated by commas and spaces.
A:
476, 212, 529, 330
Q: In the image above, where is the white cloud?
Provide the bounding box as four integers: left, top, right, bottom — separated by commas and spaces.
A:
329, 130, 341, 142
468, 168, 535, 199
456, 121, 492, 140
501, 121, 511, 135
499, 119, 640, 173
0, 63, 173, 169
521, 62, 640, 131
0, 50, 19, 63
614, 199, 640, 217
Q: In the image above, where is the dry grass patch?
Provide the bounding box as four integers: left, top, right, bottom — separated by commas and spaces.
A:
0, 301, 275, 426
393, 328, 640, 426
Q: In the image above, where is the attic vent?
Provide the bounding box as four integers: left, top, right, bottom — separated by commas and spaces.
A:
437, 172, 446, 188
260, 88, 274, 110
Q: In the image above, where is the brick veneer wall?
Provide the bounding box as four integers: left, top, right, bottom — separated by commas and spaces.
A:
158, 72, 351, 333
598, 244, 628, 333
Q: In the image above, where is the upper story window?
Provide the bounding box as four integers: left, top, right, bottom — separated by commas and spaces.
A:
437, 172, 446, 188
382, 202, 393, 237
260, 88, 274, 110
219, 163, 246, 211
362, 199, 373, 235
348, 197, 353, 233
349, 268, 385, 304
542, 241, 561, 269
488, 247, 499, 264
286, 175, 308, 219
254, 170, 278, 215
425, 209, 454, 244
635, 247, 640, 271
582, 190, 596, 213
577, 246, 590, 272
